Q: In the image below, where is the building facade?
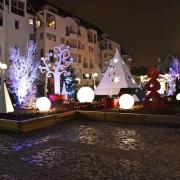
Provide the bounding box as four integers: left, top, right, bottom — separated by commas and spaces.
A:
0, 0, 120, 89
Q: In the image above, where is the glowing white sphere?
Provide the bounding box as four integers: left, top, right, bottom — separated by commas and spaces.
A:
77, 87, 94, 103
176, 93, 180, 101
36, 97, 51, 112
119, 94, 134, 109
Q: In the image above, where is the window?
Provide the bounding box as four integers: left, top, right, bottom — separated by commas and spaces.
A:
90, 59, 93, 69
61, 37, 65, 44
46, 13, 56, 29
66, 40, 69, 45
36, 20, 41, 28
29, 18, 33, 25
49, 50, 54, 62
15, 20, 19, 29
87, 31, 93, 43
40, 49, 43, 57
0, 12, 3, 26
78, 54, 81, 63
94, 34, 97, 43
40, 33, 43, 40
83, 74, 86, 79
11, 0, 25, 17
29, 33, 34, 41
83, 58, 88, 68
46, 33, 56, 41
82, 44, 85, 50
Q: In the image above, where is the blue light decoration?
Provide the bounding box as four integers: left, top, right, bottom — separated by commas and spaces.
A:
61, 66, 77, 98
168, 57, 180, 96
9, 41, 40, 108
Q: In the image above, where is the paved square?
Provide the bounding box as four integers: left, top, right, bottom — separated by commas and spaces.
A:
0, 119, 180, 179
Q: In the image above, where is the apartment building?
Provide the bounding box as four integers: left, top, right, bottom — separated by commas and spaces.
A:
0, 0, 34, 65
0, 0, 120, 88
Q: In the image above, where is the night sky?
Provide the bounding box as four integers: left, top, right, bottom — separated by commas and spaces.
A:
47, 0, 180, 67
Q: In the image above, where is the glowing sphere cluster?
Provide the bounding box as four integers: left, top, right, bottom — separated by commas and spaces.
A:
119, 94, 134, 109
176, 93, 180, 101
77, 87, 95, 103
36, 97, 51, 112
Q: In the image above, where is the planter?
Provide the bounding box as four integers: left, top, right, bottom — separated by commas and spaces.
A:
111, 98, 119, 109
103, 96, 111, 109
49, 94, 66, 109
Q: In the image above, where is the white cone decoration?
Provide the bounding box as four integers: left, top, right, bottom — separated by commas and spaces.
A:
95, 49, 138, 96
0, 83, 14, 113
61, 82, 68, 100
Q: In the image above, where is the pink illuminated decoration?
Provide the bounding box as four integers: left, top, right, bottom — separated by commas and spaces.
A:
39, 45, 73, 95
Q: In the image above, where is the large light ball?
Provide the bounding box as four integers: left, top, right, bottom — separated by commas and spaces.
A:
36, 97, 51, 112
119, 94, 134, 109
176, 93, 180, 101
77, 87, 94, 103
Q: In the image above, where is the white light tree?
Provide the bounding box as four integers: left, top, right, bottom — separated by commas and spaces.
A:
39, 45, 73, 95
9, 41, 40, 108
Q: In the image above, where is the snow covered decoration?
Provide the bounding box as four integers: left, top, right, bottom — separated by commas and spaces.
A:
39, 44, 73, 95
95, 49, 138, 97
9, 41, 40, 108
168, 57, 180, 95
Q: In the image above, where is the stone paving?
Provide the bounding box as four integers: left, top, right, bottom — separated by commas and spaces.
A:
0, 119, 180, 179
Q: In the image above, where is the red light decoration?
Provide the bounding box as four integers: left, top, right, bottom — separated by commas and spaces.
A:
144, 67, 166, 109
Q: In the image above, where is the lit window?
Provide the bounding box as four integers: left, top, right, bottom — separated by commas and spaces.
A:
36, 20, 41, 28
29, 18, 33, 25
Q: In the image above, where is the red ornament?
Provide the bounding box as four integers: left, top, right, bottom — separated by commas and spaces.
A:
144, 67, 166, 109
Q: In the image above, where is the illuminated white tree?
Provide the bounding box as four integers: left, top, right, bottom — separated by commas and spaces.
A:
9, 41, 40, 108
39, 45, 73, 95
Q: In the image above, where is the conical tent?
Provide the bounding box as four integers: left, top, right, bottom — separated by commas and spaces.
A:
95, 49, 138, 96
0, 83, 14, 113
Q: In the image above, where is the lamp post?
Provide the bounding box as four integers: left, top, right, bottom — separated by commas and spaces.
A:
85, 72, 98, 89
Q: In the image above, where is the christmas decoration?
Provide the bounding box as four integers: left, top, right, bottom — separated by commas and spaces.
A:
61, 82, 68, 100
176, 93, 180, 100
119, 94, 134, 109
61, 66, 77, 99
144, 67, 166, 109
36, 97, 51, 112
77, 87, 94, 103
9, 41, 39, 108
0, 83, 14, 113
39, 44, 73, 95
168, 57, 180, 95
95, 49, 138, 97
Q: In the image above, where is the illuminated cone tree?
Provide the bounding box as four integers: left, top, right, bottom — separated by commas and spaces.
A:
39, 45, 73, 95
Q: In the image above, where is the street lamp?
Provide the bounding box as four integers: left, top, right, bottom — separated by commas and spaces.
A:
85, 72, 98, 89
